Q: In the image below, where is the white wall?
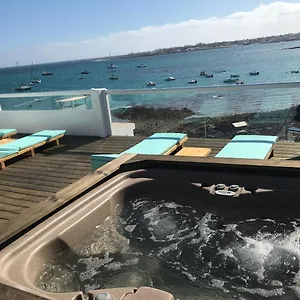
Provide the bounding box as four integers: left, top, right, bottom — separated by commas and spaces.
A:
111, 122, 135, 136
0, 109, 105, 136
0, 89, 114, 137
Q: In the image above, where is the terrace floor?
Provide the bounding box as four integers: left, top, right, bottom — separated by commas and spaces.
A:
0, 135, 300, 247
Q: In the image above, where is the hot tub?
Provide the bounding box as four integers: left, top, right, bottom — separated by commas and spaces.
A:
1, 157, 300, 300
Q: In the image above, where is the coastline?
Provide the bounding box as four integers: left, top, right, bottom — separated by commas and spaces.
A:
112, 105, 300, 141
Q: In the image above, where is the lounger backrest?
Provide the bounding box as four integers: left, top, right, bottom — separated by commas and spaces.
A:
0, 136, 47, 151
0, 129, 16, 138
216, 135, 278, 159
122, 133, 187, 155
31, 130, 66, 140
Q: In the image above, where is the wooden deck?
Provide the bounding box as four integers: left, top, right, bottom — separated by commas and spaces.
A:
1, 135, 300, 247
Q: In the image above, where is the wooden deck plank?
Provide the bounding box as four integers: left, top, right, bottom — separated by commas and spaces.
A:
0, 210, 19, 220
0, 203, 26, 214
0, 197, 35, 208
1, 167, 85, 180
0, 179, 59, 193
0, 172, 75, 186
0, 191, 44, 203
0, 175, 68, 190
0, 184, 53, 198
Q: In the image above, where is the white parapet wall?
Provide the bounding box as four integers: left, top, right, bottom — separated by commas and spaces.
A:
111, 122, 135, 136
0, 88, 135, 137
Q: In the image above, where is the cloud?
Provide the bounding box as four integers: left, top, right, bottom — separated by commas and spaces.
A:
2, 1, 300, 66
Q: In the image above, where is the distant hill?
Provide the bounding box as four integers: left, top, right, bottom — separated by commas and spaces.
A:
104, 32, 300, 60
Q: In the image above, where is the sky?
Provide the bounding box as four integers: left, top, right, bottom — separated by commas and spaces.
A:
1, 1, 300, 67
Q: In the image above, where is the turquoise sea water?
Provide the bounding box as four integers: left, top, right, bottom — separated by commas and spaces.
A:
1, 41, 300, 116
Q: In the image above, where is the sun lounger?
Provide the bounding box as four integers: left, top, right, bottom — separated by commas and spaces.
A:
288, 127, 300, 134
0, 129, 66, 169
32, 130, 66, 145
0, 129, 17, 139
91, 132, 188, 171
215, 135, 278, 159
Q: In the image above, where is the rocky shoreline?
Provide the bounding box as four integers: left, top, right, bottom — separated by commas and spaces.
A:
112, 105, 300, 141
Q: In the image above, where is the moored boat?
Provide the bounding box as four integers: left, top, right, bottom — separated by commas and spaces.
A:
42, 71, 53, 76
205, 74, 214, 78
200, 71, 206, 76
31, 78, 41, 83
81, 70, 90, 74
291, 70, 299, 74
107, 64, 118, 69
249, 71, 259, 76
15, 85, 32, 91
137, 64, 147, 68
224, 78, 238, 83
109, 74, 119, 80
230, 74, 239, 78
147, 81, 156, 87
165, 77, 175, 81
188, 79, 197, 84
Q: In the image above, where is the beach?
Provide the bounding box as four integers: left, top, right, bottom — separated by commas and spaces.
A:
112, 105, 300, 141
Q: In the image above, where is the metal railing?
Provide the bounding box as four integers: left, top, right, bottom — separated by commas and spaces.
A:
106, 82, 300, 140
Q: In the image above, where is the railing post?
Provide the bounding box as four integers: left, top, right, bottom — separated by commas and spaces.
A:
90, 88, 112, 137
100, 89, 112, 136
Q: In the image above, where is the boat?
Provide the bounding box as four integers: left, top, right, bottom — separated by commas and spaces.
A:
107, 63, 118, 69
205, 74, 214, 78
137, 64, 147, 68
15, 85, 32, 91
109, 74, 119, 80
200, 71, 206, 76
147, 81, 156, 87
81, 70, 89, 74
224, 78, 238, 83
15, 62, 33, 91
165, 77, 175, 81
79, 77, 84, 80
31, 78, 41, 83
230, 74, 239, 78
249, 71, 259, 76
291, 70, 299, 74
30, 61, 41, 83
42, 71, 53, 76
188, 79, 197, 84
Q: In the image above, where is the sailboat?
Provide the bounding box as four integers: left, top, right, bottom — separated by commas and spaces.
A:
107, 52, 118, 69
15, 62, 31, 91
109, 70, 119, 80
30, 61, 41, 84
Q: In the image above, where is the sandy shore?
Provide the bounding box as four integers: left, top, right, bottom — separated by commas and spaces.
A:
112, 105, 300, 141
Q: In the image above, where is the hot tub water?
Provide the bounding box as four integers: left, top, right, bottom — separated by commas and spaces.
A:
37, 197, 300, 299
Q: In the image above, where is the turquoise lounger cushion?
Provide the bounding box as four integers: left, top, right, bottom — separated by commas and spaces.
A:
0, 146, 20, 152
0, 150, 18, 159
91, 154, 120, 170
216, 135, 278, 159
0, 136, 48, 151
91, 133, 187, 171
32, 130, 66, 139
123, 132, 187, 155
0, 129, 16, 137
288, 127, 300, 133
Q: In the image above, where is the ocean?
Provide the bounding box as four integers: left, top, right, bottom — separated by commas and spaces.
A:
1, 40, 300, 117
